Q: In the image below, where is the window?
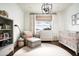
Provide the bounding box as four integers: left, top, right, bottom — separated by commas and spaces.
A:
35, 15, 52, 34
35, 21, 51, 33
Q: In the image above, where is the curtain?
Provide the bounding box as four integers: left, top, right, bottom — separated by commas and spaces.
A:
30, 14, 36, 35
30, 13, 53, 35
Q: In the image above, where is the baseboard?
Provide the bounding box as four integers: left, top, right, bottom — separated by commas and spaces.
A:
42, 40, 58, 42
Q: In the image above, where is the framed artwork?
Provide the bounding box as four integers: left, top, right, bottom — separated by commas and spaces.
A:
76, 13, 79, 18
72, 15, 76, 20
72, 13, 79, 25
72, 15, 76, 25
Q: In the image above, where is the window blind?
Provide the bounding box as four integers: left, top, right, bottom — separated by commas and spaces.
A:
36, 15, 52, 21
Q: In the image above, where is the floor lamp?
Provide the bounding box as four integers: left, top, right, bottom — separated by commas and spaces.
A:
14, 24, 22, 38
14, 25, 25, 47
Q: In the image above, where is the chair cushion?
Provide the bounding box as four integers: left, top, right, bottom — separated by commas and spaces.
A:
27, 37, 41, 42
23, 31, 33, 38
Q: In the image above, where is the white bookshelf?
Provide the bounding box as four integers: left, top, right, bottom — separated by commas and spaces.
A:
0, 16, 13, 56
0, 29, 11, 31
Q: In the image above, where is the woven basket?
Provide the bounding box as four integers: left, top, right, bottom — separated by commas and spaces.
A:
0, 10, 8, 17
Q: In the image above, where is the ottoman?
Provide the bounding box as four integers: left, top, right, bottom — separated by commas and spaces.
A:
17, 38, 24, 47
27, 37, 41, 48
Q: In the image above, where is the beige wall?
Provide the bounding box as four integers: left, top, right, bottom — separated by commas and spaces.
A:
0, 3, 24, 43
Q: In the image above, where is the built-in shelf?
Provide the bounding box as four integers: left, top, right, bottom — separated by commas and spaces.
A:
0, 15, 13, 56
0, 29, 11, 31
0, 15, 12, 20
0, 37, 12, 41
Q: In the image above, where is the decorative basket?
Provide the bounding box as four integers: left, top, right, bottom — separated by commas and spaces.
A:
0, 10, 8, 17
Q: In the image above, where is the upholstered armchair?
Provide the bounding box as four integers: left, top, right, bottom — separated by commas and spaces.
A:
23, 31, 41, 48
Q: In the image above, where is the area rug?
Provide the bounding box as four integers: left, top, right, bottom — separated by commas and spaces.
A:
14, 43, 72, 56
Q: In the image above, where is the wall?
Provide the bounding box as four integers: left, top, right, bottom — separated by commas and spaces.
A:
61, 4, 79, 31
52, 12, 65, 40
0, 3, 24, 43
24, 12, 30, 31
53, 12, 65, 33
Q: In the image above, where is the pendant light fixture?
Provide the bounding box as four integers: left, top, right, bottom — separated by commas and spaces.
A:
41, 3, 52, 14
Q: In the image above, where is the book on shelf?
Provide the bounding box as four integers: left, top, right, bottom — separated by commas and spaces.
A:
5, 24, 11, 29
0, 24, 11, 30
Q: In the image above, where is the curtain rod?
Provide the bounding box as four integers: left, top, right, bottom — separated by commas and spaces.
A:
30, 13, 57, 15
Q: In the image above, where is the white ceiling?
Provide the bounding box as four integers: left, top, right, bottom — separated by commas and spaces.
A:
18, 3, 72, 13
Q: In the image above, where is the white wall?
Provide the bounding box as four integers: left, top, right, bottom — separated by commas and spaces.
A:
62, 4, 79, 31
51, 12, 66, 40
24, 12, 30, 31
53, 12, 65, 33
0, 3, 24, 43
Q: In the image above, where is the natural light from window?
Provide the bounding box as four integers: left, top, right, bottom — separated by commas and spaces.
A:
35, 20, 52, 33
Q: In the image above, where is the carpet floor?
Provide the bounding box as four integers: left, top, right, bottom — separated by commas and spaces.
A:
14, 43, 72, 56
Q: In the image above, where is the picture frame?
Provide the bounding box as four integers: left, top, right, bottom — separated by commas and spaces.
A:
72, 15, 76, 25
76, 13, 79, 18
72, 15, 76, 20
72, 13, 79, 25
